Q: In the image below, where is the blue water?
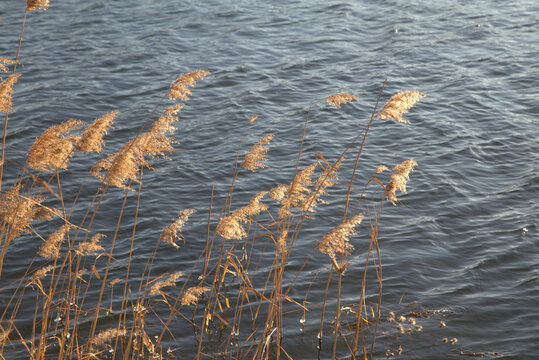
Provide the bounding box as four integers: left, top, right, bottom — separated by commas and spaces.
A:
1, 0, 538, 358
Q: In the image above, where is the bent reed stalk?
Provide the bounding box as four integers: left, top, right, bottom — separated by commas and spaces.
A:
0, 3, 429, 360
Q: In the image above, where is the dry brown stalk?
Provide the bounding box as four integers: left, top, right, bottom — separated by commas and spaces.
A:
279, 163, 317, 217
90, 328, 126, 347
326, 93, 359, 108
216, 191, 268, 240
316, 214, 364, 266
0, 184, 44, 240
76, 111, 117, 153
149, 271, 184, 296
386, 158, 418, 205
168, 70, 210, 101
180, 286, 210, 306
26, 0, 50, 11
241, 133, 274, 172
75, 233, 105, 256
0, 73, 21, 113
27, 118, 85, 171
159, 209, 196, 248
0, 57, 16, 73
37, 223, 70, 259
376, 91, 426, 123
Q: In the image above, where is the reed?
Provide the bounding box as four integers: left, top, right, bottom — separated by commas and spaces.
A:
0, 3, 433, 360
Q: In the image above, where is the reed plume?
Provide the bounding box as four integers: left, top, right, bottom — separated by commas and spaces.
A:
316, 214, 364, 265
0, 57, 16, 73
248, 114, 258, 123
75, 233, 105, 256
216, 191, 267, 240
269, 184, 288, 203
0, 73, 21, 113
386, 158, 418, 205
241, 133, 274, 172
149, 272, 184, 296
0, 184, 44, 241
326, 93, 358, 108
168, 70, 210, 101
90, 328, 126, 347
27, 118, 85, 171
375, 165, 388, 173
76, 111, 117, 153
278, 163, 317, 217
300, 158, 342, 213
37, 224, 70, 259
376, 91, 426, 123
28, 264, 54, 285
180, 286, 210, 306
159, 209, 196, 248
26, 0, 50, 11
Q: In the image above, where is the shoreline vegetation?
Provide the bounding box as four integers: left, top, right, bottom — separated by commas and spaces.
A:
0, 2, 463, 359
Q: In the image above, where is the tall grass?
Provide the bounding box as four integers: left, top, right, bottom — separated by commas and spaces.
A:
0, 3, 428, 359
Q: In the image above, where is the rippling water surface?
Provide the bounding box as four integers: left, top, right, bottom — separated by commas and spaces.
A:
1, 0, 538, 358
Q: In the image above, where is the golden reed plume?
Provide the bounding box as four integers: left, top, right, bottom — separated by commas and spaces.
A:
75, 233, 105, 256
180, 286, 210, 306
150, 272, 184, 296
248, 114, 258, 123
326, 93, 358, 108
27, 0, 50, 11
317, 214, 364, 263
38, 224, 70, 259
376, 91, 426, 123
76, 111, 117, 153
90, 328, 127, 347
159, 209, 196, 248
386, 158, 418, 205
277, 163, 317, 218
241, 133, 274, 172
168, 70, 210, 101
0, 184, 44, 241
216, 191, 267, 240
27, 119, 85, 171
0, 57, 16, 73
0, 74, 21, 113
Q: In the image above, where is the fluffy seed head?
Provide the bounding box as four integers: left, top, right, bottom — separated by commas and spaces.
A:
0, 73, 21, 113
76, 111, 117, 153
27, 119, 86, 171
376, 91, 426, 123
38, 224, 70, 259
0, 184, 44, 241
168, 70, 210, 101
159, 209, 196, 248
326, 93, 358, 108
180, 286, 210, 306
91, 328, 126, 347
248, 114, 258, 123
216, 192, 267, 240
241, 133, 274, 172
386, 158, 418, 205
27, 0, 50, 11
75, 234, 105, 256
317, 214, 364, 261
0, 57, 16, 73
279, 163, 317, 218
150, 272, 184, 296
375, 165, 388, 173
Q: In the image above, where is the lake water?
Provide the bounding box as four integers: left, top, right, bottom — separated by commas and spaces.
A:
1, 0, 538, 358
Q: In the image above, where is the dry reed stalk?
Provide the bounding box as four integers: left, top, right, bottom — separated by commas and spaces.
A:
76, 111, 117, 153
0, 184, 44, 240
26, 0, 50, 11
0, 57, 16, 73
216, 191, 267, 240
168, 70, 210, 101
278, 163, 317, 217
386, 158, 418, 205
241, 133, 274, 172
180, 286, 210, 306
0, 74, 21, 113
316, 214, 364, 270
27, 119, 85, 171
90, 328, 126, 347
376, 91, 426, 123
75, 233, 105, 256
326, 93, 358, 108
149, 272, 184, 296
37, 223, 70, 259
159, 209, 196, 248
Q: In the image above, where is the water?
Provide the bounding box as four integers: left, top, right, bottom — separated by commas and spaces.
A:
1, 0, 538, 358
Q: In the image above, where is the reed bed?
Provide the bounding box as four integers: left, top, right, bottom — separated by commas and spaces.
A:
0, 3, 442, 360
